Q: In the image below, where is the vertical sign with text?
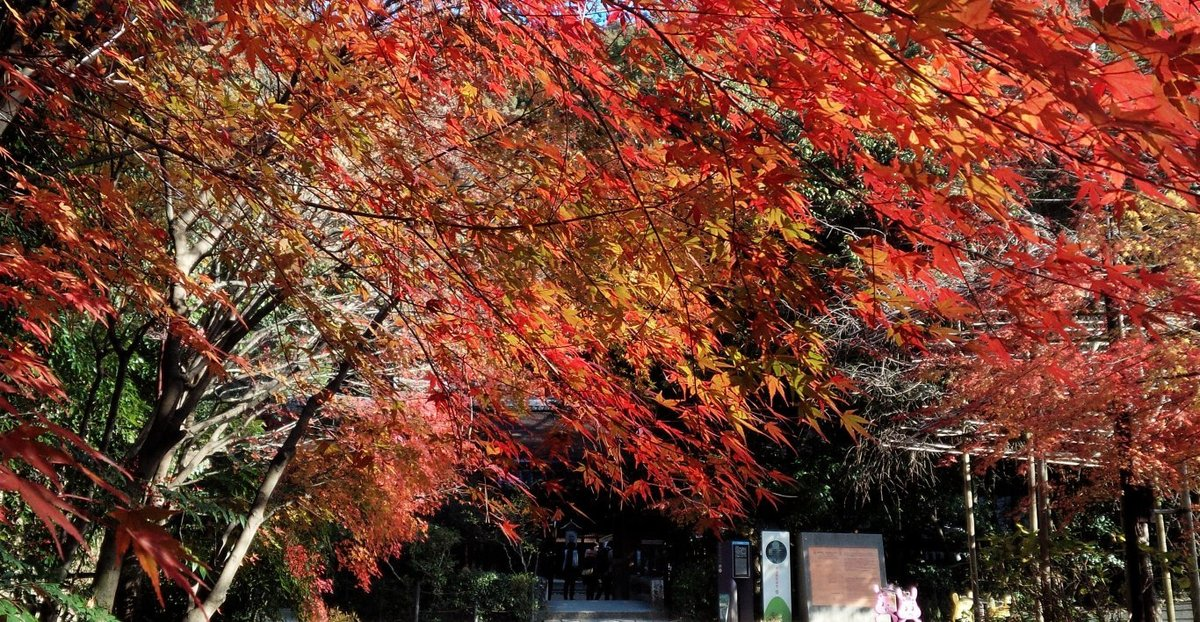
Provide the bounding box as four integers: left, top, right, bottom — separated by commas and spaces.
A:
719, 540, 754, 622
761, 530, 793, 622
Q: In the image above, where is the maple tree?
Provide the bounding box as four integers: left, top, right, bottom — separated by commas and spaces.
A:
0, 0, 1197, 619
922, 191, 1200, 620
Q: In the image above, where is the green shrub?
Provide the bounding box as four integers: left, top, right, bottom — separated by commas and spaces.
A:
445, 569, 538, 622
667, 552, 716, 621
219, 548, 309, 622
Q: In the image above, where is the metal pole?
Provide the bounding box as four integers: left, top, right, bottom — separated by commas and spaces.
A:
1182, 463, 1200, 621
963, 450, 985, 622
1156, 500, 1176, 622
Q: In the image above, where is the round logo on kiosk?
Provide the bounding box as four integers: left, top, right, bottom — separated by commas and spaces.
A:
765, 540, 787, 564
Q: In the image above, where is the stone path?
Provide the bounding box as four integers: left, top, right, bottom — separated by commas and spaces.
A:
543, 599, 672, 622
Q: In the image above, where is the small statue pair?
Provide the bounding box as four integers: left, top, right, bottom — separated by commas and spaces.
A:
950, 592, 1013, 621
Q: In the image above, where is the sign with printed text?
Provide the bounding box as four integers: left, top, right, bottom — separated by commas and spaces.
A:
807, 546, 880, 607
761, 530, 793, 622
798, 533, 887, 622
733, 541, 751, 578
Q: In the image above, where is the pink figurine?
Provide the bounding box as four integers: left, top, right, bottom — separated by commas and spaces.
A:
896, 586, 922, 622
872, 584, 897, 622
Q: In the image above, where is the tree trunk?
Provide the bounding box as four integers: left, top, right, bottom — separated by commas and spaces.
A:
413, 580, 422, 622
1122, 469, 1159, 622
90, 293, 281, 612
90, 326, 200, 611
98, 343, 133, 454
91, 528, 124, 613
185, 300, 393, 622
1104, 285, 1159, 622
184, 360, 352, 622
89, 412, 190, 611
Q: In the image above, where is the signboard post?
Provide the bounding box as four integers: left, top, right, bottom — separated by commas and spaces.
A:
761, 530, 793, 622
718, 540, 754, 622
797, 533, 887, 622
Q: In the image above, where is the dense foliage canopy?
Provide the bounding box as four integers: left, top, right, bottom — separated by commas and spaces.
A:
0, 0, 1196, 618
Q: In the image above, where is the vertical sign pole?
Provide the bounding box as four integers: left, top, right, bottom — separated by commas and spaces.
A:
762, 531, 793, 622
733, 540, 754, 622
719, 541, 733, 622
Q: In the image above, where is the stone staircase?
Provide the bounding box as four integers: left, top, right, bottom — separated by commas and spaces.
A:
542, 599, 672, 622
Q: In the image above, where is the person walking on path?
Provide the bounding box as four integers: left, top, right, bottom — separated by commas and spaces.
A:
597, 541, 614, 600
560, 532, 583, 600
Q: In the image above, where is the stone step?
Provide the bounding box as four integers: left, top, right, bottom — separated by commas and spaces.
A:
1163, 599, 1195, 622
543, 599, 672, 622
544, 614, 676, 619
543, 615, 673, 621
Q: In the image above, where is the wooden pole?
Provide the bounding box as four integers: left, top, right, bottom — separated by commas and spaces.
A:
963, 450, 985, 622
1029, 455, 1045, 622
1181, 464, 1200, 621
1037, 459, 1054, 622
1156, 500, 1176, 622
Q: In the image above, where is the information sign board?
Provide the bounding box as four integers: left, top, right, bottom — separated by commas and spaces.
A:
732, 541, 751, 578
797, 533, 886, 622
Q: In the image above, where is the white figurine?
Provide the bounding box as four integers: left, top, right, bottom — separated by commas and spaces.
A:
896, 586, 922, 622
